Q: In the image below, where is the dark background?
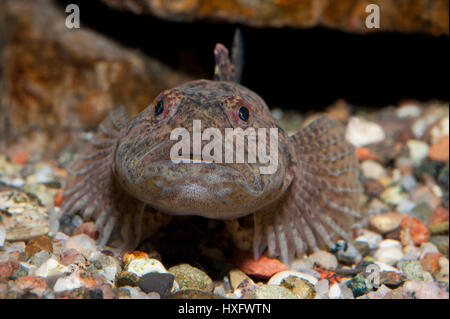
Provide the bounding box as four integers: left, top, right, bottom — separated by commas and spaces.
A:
59, 0, 449, 111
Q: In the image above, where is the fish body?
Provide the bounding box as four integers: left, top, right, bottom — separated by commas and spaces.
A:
63, 31, 362, 264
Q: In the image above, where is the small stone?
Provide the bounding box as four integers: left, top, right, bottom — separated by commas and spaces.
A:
429, 206, 449, 225
366, 285, 392, 299
355, 229, 382, 250
397, 200, 416, 214
346, 117, 386, 147
34, 258, 69, 278
73, 222, 98, 240
400, 174, 418, 192
407, 140, 429, 164
430, 116, 449, 144
374, 246, 404, 266
403, 280, 449, 299
228, 269, 254, 291
438, 165, 449, 190
138, 272, 175, 298
268, 270, 318, 286
353, 241, 371, 256
429, 221, 449, 235
168, 264, 212, 291
59, 248, 86, 266
430, 236, 449, 256
88, 252, 121, 283
419, 242, 440, 259
124, 257, 167, 277
251, 285, 298, 299
428, 136, 449, 162
379, 271, 407, 287
420, 252, 443, 273
401, 216, 430, 246
335, 241, 362, 265
369, 212, 403, 234
361, 160, 387, 180
27, 250, 51, 267
0, 226, 5, 247
115, 271, 139, 287
365, 199, 391, 216
346, 274, 372, 298
328, 282, 341, 299
63, 234, 97, 259
233, 251, 289, 279
411, 186, 441, 210
280, 276, 316, 299
410, 202, 433, 222
400, 260, 434, 282
396, 104, 421, 118
309, 250, 338, 270
25, 235, 53, 256
381, 186, 409, 206
0, 261, 19, 281
13, 275, 47, 297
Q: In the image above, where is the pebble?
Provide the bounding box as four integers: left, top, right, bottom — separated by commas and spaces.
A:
346, 117, 386, 147
401, 216, 430, 246
0, 261, 19, 281
63, 234, 97, 259
335, 241, 362, 265
407, 140, 429, 164
355, 229, 382, 250
361, 160, 387, 179
250, 285, 298, 299
328, 282, 341, 299
400, 260, 434, 282
397, 200, 416, 214
268, 270, 318, 286
168, 264, 212, 291
124, 256, 167, 277
25, 235, 53, 256
88, 252, 121, 283
228, 269, 254, 291
73, 222, 98, 240
428, 221, 449, 235
280, 276, 316, 299
309, 250, 338, 270
403, 280, 449, 299
369, 212, 403, 234
420, 252, 443, 273
430, 116, 449, 144
396, 104, 421, 118
419, 242, 440, 259
366, 284, 392, 299
0, 226, 5, 247
27, 250, 51, 267
233, 251, 289, 279
34, 258, 69, 278
374, 240, 404, 265
13, 275, 48, 297
346, 274, 371, 298
374, 261, 402, 273
428, 136, 449, 162
138, 272, 175, 298
430, 236, 449, 256
429, 206, 449, 224
410, 202, 433, 222
400, 175, 418, 192
381, 186, 409, 206
59, 248, 86, 266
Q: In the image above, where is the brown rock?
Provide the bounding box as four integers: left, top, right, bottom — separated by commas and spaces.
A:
428, 136, 450, 162
101, 0, 449, 36
0, 261, 19, 281
401, 216, 430, 246
233, 251, 289, 279
429, 206, 450, 225
369, 212, 403, 234
13, 275, 47, 297
73, 222, 99, 240
1, 0, 190, 151
59, 248, 86, 266
420, 252, 443, 273
25, 235, 53, 256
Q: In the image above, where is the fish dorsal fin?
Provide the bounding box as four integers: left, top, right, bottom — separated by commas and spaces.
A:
214, 29, 244, 83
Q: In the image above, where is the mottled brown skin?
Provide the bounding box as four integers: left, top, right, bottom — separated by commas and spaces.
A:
62, 31, 362, 264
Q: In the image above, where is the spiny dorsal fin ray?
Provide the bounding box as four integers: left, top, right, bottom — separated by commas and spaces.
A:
214, 29, 244, 83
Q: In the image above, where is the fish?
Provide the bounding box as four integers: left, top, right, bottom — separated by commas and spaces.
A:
62, 30, 362, 265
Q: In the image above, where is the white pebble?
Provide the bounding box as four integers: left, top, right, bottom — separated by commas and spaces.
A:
355, 230, 382, 250
125, 258, 167, 277
345, 117, 386, 147
0, 225, 5, 247
53, 273, 84, 292
34, 258, 69, 278
396, 104, 421, 118
328, 283, 341, 299
374, 247, 404, 266
361, 160, 387, 180
407, 140, 429, 164
419, 242, 440, 260
309, 250, 338, 270
379, 239, 403, 250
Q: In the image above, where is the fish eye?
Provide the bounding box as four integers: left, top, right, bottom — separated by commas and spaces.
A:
238, 106, 249, 121
155, 100, 164, 116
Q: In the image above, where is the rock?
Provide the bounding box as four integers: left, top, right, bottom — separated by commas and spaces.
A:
168, 289, 223, 299
73, 222, 98, 240
438, 165, 449, 190
100, 0, 449, 36
13, 275, 48, 297
401, 216, 430, 246
138, 272, 175, 298
228, 269, 254, 291
400, 174, 418, 192
355, 229, 382, 250
25, 235, 53, 256
124, 256, 167, 277
429, 221, 449, 235
63, 234, 97, 259
400, 260, 434, 282
414, 160, 445, 182
34, 258, 69, 278
430, 116, 449, 144
420, 252, 443, 273
369, 212, 403, 234
407, 140, 429, 164
361, 160, 387, 180
374, 262, 402, 274
309, 250, 338, 270
334, 241, 362, 265
381, 186, 409, 206
279, 276, 316, 299
403, 280, 449, 299
88, 252, 121, 283
346, 117, 385, 147
268, 270, 318, 286
27, 250, 51, 267
250, 285, 298, 299
115, 271, 140, 287
346, 274, 372, 298
168, 264, 212, 291
233, 251, 289, 279
430, 236, 449, 256
0, 261, 19, 281
379, 271, 407, 287
410, 186, 442, 211
0, 226, 5, 247
365, 199, 391, 216
0, 188, 49, 241
366, 285, 392, 299
411, 202, 433, 222
328, 282, 341, 299
419, 242, 440, 259
397, 104, 422, 118
429, 206, 449, 225
353, 241, 371, 256
374, 246, 404, 266
428, 136, 449, 162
